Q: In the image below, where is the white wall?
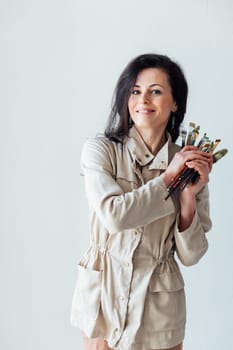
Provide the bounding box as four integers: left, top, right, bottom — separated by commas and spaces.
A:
1, 0, 233, 349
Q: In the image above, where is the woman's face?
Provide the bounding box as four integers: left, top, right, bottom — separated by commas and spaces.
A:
128, 68, 177, 132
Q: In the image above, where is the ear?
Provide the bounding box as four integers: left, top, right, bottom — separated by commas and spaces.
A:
172, 102, 178, 112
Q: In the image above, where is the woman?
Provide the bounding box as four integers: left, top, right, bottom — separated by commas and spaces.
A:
70, 54, 212, 350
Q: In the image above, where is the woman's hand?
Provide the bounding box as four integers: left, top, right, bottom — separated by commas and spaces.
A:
160, 146, 213, 231
161, 145, 213, 194
180, 149, 212, 199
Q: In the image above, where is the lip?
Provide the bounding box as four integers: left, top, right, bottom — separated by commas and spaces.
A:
136, 108, 155, 114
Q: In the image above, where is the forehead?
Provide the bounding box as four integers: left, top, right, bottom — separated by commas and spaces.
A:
135, 68, 170, 87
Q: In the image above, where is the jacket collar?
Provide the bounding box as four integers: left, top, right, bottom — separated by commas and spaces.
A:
126, 126, 171, 170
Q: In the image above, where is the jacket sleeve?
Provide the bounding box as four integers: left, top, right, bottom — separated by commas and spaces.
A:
174, 185, 212, 266
81, 138, 175, 234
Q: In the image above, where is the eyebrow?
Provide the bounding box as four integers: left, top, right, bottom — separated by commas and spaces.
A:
133, 83, 164, 88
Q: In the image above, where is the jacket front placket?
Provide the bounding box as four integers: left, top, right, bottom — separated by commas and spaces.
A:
105, 157, 146, 347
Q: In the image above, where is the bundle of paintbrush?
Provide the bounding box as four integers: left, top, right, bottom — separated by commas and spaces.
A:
165, 122, 228, 200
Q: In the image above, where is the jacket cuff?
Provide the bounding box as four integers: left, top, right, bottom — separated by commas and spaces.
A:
174, 210, 208, 266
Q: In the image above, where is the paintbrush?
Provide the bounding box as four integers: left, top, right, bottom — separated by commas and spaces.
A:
164, 123, 228, 199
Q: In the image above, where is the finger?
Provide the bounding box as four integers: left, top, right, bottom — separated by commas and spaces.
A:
182, 152, 213, 165
181, 145, 213, 156
186, 159, 211, 170
180, 147, 213, 160
187, 160, 210, 174
185, 157, 212, 166
209, 155, 213, 172
186, 161, 210, 182
181, 145, 212, 157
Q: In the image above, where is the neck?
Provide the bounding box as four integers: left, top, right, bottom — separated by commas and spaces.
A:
135, 126, 167, 155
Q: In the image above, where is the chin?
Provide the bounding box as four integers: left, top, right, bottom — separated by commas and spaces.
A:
134, 122, 155, 130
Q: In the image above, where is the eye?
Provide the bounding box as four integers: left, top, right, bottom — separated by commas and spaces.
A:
131, 89, 140, 95
151, 89, 162, 95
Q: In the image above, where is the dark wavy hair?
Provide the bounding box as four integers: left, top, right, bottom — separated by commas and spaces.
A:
104, 53, 188, 143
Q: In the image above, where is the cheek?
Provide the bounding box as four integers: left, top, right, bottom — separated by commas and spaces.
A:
160, 98, 174, 111
128, 98, 134, 113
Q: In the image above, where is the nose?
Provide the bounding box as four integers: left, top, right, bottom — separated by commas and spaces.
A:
139, 92, 150, 104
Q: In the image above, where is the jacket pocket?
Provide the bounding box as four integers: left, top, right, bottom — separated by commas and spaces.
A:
143, 271, 186, 331
72, 265, 102, 320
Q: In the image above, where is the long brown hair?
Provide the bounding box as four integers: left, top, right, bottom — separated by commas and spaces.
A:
104, 53, 188, 143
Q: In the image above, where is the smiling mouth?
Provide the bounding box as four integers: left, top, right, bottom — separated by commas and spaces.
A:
136, 108, 155, 113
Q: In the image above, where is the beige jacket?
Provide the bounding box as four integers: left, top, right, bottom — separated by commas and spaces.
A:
70, 126, 212, 350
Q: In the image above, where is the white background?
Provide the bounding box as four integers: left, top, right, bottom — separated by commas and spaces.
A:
1, 0, 233, 349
